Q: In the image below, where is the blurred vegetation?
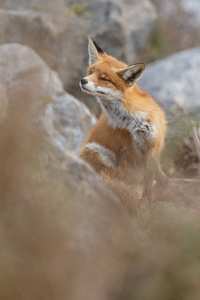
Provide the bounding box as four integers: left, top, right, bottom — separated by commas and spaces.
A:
0, 95, 200, 300
0, 1, 200, 298
65, 3, 91, 18
136, 24, 171, 63
32, 5, 42, 11
136, 0, 200, 63
162, 107, 199, 177
121, 208, 200, 300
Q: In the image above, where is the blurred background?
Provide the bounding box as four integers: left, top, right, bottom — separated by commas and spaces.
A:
0, 1, 200, 299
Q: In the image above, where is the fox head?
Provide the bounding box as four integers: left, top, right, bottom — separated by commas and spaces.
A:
79, 37, 145, 102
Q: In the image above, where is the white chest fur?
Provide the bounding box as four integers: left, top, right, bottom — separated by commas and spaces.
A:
98, 97, 157, 155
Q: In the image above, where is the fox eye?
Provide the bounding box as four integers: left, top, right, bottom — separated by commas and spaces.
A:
100, 77, 111, 82
88, 70, 92, 75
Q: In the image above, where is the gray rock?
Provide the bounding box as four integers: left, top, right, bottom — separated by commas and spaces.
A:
0, 82, 138, 300
0, 0, 156, 63
51, 92, 96, 159
0, 43, 96, 159
0, 53, 137, 297
0, 0, 157, 113
0, 9, 90, 92
0, 0, 68, 13
92, 0, 157, 63
139, 47, 200, 113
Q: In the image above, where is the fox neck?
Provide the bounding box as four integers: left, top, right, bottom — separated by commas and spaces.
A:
97, 95, 156, 155
97, 95, 147, 132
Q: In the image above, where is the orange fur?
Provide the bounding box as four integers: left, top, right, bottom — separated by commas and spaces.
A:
79, 39, 167, 207
81, 53, 167, 162
123, 84, 167, 157
81, 112, 142, 166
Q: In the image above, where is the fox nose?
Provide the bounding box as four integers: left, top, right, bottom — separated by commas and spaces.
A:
81, 78, 88, 85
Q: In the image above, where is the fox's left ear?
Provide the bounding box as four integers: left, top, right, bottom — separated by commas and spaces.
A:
88, 36, 104, 65
117, 63, 145, 85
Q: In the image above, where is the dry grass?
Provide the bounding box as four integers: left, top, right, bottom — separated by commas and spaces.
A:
136, 0, 200, 63
1, 94, 200, 300
0, 89, 135, 300
0, 54, 200, 300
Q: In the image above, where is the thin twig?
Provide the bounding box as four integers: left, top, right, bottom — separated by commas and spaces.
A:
172, 178, 200, 183
193, 125, 200, 176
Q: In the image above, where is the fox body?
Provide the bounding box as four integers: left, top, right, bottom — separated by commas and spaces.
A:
79, 37, 167, 206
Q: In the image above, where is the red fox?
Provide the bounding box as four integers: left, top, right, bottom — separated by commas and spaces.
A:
79, 37, 167, 209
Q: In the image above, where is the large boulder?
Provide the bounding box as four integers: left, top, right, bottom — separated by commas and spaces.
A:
91, 0, 157, 62
0, 9, 90, 99
0, 43, 96, 160
0, 41, 138, 299
139, 47, 200, 113
0, 90, 137, 300
0, 0, 156, 63
0, 0, 157, 114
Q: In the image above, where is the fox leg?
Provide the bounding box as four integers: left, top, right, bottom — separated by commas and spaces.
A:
131, 124, 155, 201
132, 122, 155, 156
81, 143, 142, 212
80, 142, 116, 175
132, 124, 168, 201
80, 143, 129, 178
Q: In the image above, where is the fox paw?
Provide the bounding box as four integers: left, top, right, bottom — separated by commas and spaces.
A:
132, 127, 152, 155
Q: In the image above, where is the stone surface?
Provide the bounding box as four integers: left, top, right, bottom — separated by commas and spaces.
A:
0, 86, 136, 300
0, 43, 96, 159
0, 42, 136, 299
0, 46, 136, 297
0, 0, 156, 63
92, 0, 157, 62
0, 0, 157, 114
139, 47, 200, 113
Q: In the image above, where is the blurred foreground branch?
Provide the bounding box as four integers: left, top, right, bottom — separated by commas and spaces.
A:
193, 125, 200, 176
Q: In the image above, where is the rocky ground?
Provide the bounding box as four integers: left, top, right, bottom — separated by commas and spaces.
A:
0, 1, 200, 299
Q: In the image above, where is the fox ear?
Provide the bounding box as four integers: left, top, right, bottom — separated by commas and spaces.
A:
88, 36, 104, 65
117, 63, 145, 85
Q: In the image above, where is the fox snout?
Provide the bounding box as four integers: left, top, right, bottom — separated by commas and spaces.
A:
79, 78, 90, 92
80, 78, 88, 86
79, 77, 95, 95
